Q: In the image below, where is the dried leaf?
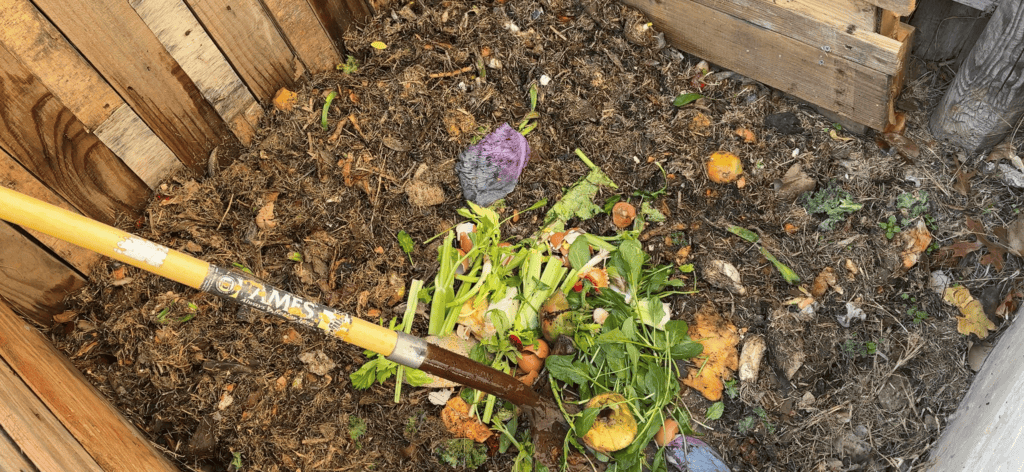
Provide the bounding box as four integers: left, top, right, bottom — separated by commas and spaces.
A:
900, 220, 932, 269
441, 397, 494, 442
1006, 217, 1024, 256
938, 241, 983, 260
383, 136, 411, 152
994, 289, 1021, 319
810, 267, 837, 298
953, 168, 976, 196
986, 140, 1017, 163
683, 303, 740, 401
256, 202, 277, 229
943, 286, 996, 339
880, 132, 919, 158
777, 164, 816, 200
966, 218, 1007, 270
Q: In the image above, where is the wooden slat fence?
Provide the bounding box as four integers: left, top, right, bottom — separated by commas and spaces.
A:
0, 0, 370, 326
0, 2, 372, 470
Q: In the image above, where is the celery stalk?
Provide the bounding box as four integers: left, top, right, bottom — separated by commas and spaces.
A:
394, 279, 424, 403
429, 232, 456, 335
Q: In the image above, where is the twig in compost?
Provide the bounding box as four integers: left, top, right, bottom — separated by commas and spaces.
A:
428, 65, 474, 78
348, 114, 368, 141
216, 194, 234, 231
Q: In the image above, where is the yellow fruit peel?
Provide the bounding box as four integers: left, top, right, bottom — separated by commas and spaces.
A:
943, 285, 996, 339
683, 303, 740, 401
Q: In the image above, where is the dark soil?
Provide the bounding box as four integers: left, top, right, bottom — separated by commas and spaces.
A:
55, 0, 1023, 470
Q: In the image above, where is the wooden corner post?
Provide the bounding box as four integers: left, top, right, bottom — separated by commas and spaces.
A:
930, 0, 1024, 152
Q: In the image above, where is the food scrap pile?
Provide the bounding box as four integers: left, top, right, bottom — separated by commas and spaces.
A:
54, 0, 1022, 470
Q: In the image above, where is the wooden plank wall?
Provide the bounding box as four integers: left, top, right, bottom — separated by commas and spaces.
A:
0, 0, 374, 325
625, 0, 915, 130
0, 300, 179, 472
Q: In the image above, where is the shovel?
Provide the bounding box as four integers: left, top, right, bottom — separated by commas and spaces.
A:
0, 186, 568, 464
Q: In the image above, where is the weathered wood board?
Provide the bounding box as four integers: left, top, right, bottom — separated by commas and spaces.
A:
263, 0, 343, 73
128, 0, 261, 146
690, 0, 905, 74
185, 0, 305, 102
0, 301, 180, 472
308, 0, 373, 50
31, 0, 240, 172
624, 0, 909, 129
930, 0, 1024, 151
862, 0, 915, 16
768, 0, 877, 34
0, 425, 39, 472
0, 221, 85, 324
910, 0, 990, 64
928, 303, 1024, 470
94, 105, 186, 189
0, 151, 102, 275
0, 357, 103, 472
0, 0, 182, 189
0, 43, 150, 224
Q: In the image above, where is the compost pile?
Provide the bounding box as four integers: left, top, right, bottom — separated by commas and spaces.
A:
56, 0, 1024, 470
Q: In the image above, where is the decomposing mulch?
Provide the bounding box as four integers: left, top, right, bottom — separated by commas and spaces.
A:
53, 0, 1024, 470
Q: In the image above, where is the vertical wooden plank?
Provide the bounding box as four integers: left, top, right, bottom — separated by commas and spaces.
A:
0, 358, 103, 472
930, 0, 1024, 152
307, 0, 373, 51
128, 0, 262, 146
909, 0, 989, 64
262, 0, 343, 73
31, 0, 240, 172
185, 0, 305, 102
94, 106, 185, 189
880, 9, 900, 36
0, 43, 149, 224
0, 301, 181, 472
0, 221, 85, 324
0, 425, 39, 472
0, 0, 182, 190
0, 150, 102, 275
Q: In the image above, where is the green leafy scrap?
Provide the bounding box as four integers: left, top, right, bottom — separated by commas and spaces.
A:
544, 150, 618, 230
337, 55, 359, 74
706, 402, 724, 420
640, 201, 666, 222
804, 184, 863, 231
726, 225, 800, 285
436, 439, 488, 468
673, 92, 703, 107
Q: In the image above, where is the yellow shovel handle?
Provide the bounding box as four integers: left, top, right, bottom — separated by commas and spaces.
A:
0, 186, 404, 360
